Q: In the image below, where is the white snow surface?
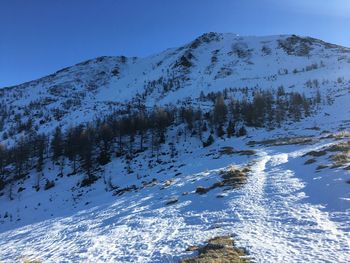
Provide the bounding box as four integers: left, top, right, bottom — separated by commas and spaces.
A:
1, 125, 350, 262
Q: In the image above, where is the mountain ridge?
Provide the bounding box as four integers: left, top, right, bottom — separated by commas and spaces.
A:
1, 32, 350, 147
2, 32, 349, 90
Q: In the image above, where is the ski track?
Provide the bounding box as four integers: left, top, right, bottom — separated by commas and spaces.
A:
231, 151, 350, 262
0, 143, 350, 262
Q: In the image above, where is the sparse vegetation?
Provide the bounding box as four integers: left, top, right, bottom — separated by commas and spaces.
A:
278, 35, 313, 56
304, 159, 316, 165
316, 164, 328, 170
219, 147, 256, 156
180, 236, 249, 263
22, 258, 42, 263
327, 141, 350, 152
248, 136, 314, 147
220, 166, 248, 188
0, 84, 322, 194
301, 136, 350, 175
165, 198, 178, 205
304, 150, 327, 157
44, 179, 55, 190
195, 166, 249, 195
80, 174, 99, 187
195, 186, 209, 194
330, 152, 350, 167
219, 146, 235, 155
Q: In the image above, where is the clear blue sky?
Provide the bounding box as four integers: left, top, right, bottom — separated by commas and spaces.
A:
1, 0, 349, 87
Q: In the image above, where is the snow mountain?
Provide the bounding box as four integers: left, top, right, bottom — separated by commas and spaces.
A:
1, 33, 350, 262
1, 32, 350, 143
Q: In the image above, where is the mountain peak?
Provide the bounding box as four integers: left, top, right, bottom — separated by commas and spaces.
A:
1, 32, 350, 143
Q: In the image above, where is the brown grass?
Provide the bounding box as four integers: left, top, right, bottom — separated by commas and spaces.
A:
220, 166, 248, 188
219, 147, 235, 155
195, 166, 249, 195
302, 138, 350, 171
219, 147, 256, 156
326, 141, 350, 152
322, 131, 350, 140
247, 136, 314, 147
236, 150, 256, 156
304, 159, 316, 165
330, 151, 350, 167
304, 150, 327, 157
324, 140, 350, 170
22, 259, 42, 263
316, 164, 328, 170
180, 236, 249, 263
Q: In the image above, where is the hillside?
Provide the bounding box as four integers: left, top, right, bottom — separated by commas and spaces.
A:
1, 33, 350, 144
0, 33, 350, 262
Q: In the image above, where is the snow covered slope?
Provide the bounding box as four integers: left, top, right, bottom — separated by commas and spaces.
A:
1, 124, 350, 262
1, 33, 350, 144
1, 33, 350, 262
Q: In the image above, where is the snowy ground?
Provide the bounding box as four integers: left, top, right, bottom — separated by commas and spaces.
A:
0, 131, 350, 262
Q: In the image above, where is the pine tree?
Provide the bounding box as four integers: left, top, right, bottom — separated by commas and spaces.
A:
213, 94, 227, 125
183, 107, 194, 131
315, 89, 321, 104
51, 127, 63, 162
216, 124, 225, 137
35, 134, 46, 173
13, 137, 30, 178
277, 85, 285, 96
79, 128, 94, 177
252, 92, 266, 127
64, 126, 82, 174
203, 134, 214, 147
98, 124, 113, 165
136, 111, 148, 151
0, 144, 5, 175
238, 126, 247, 137
226, 121, 235, 138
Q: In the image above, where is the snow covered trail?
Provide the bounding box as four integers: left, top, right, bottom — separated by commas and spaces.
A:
231, 149, 350, 262
0, 142, 350, 262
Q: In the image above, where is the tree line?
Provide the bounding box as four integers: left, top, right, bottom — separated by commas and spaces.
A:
0, 87, 321, 191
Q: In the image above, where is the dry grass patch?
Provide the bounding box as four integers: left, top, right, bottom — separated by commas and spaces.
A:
316, 164, 328, 170
220, 166, 248, 188
327, 141, 350, 152
324, 140, 350, 170
247, 136, 314, 147
304, 150, 327, 157
195, 166, 250, 195
236, 150, 256, 156
22, 259, 42, 263
330, 151, 350, 167
180, 236, 249, 263
219, 147, 235, 155
219, 147, 256, 156
322, 131, 350, 140
302, 138, 350, 171
304, 159, 316, 165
